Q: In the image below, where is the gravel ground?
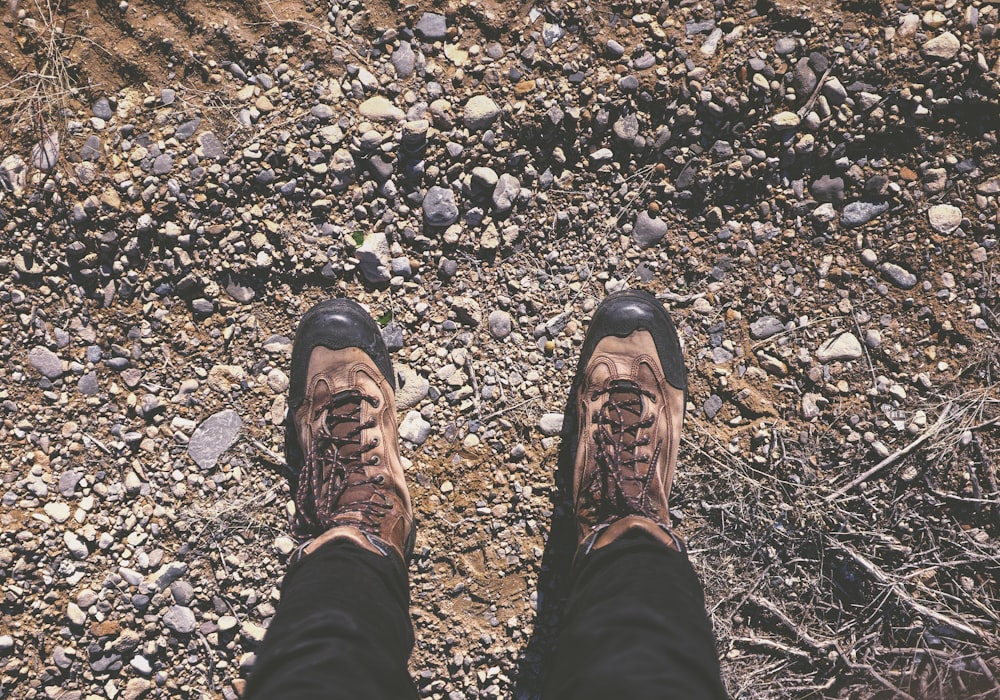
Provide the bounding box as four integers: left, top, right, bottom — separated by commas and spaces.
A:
2, 0, 1000, 697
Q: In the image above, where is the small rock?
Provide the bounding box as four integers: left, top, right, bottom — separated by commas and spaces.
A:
392, 42, 416, 77
28, 346, 63, 379
841, 201, 889, 228
44, 502, 71, 523
921, 32, 961, 60
359, 96, 405, 122
492, 174, 520, 215
538, 413, 565, 436
415, 12, 447, 41
811, 175, 845, 203
64, 532, 88, 560
67, 602, 87, 626
801, 393, 822, 419
463, 95, 501, 131
816, 333, 863, 362
770, 111, 801, 130
928, 204, 962, 234
749, 316, 784, 340
396, 366, 430, 408
423, 186, 459, 227
188, 409, 243, 470
488, 310, 512, 339
198, 131, 225, 159
162, 606, 197, 634
632, 212, 668, 249
399, 411, 432, 445
703, 395, 723, 420
977, 176, 1000, 195
92, 97, 113, 120
880, 262, 918, 289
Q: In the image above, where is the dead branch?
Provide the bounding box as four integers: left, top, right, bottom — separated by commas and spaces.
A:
825, 405, 955, 502
825, 538, 989, 642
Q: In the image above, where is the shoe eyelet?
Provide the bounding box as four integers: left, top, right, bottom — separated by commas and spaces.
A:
375, 474, 385, 484
371, 436, 380, 446
371, 397, 381, 407
371, 456, 380, 465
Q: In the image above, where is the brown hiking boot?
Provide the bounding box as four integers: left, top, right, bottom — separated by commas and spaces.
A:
569, 290, 688, 558
285, 299, 415, 563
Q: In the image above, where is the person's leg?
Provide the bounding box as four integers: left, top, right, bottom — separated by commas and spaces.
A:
545, 290, 726, 699
244, 540, 417, 699
544, 531, 726, 700
245, 299, 418, 699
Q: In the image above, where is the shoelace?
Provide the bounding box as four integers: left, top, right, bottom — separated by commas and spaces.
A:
583, 379, 663, 525
295, 388, 390, 535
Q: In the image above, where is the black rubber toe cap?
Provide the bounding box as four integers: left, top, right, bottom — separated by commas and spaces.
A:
578, 289, 686, 391
287, 299, 395, 413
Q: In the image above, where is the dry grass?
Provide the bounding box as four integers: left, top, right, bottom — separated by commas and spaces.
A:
681, 364, 1000, 698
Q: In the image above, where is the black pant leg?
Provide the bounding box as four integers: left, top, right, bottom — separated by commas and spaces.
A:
244, 540, 418, 700
544, 531, 727, 700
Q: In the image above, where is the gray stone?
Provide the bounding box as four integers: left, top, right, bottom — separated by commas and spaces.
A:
357, 232, 392, 284
841, 201, 889, 228
928, 204, 962, 233
606, 40, 625, 58
311, 104, 334, 120
703, 395, 723, 420
31, 132, 59, 172
80, 135, 101, 161
811, 175, 844, 203
224, 273, 255, 303
472, 166, 499, 189
151, 154, 172, 175
198, 131, 225, 159
542, 23, 565, 48
67, 602, 87, 626
463, 95, 501, 131
415, 12, 447, 40
492, 174, 520, 215
188, 409, 243, 470
28, 346, 63, 378
488, 310, 512, 339
64, 531, 89, 560
801, 393, 822, 419
175, 118, 201, 141
880, 262, 918, 289
821, 77, 848, 105
161, 88, 176, 105
632, 212, 668, 249
538, 413, 565, 436
58, 471, 83, 497
92, 97, 113, 120
977, 176, 1000, 195
170, 581, 196, 606
921, 32, 961, 60
162, 606, 197, 634
775, 37, 797, 55
359, 96, 405, 122
423, 186, 459, 227
816, 333, 863, 362
613, 114, 639, 142
791, 58, 817, 98
147, 561, 187, 591
399, 411, 432, 444
381, 322, 404, 351
392, 42, 416, 77
396, 367, 430, 409
750, 316, 785, 340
